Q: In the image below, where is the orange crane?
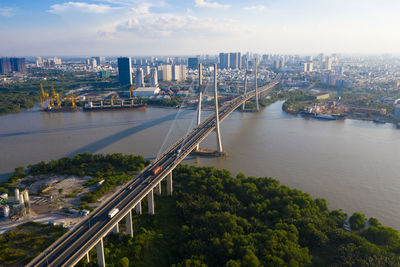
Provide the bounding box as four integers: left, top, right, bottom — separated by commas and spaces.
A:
130, 85, 137, 98
63, 94, 78, 108
40, 83, 50, 110
50, 83, 61, 108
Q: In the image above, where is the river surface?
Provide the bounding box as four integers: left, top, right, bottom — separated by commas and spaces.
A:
1, 102, 400, 229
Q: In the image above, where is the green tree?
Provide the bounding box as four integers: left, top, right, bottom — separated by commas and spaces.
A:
349, 212, 366, 231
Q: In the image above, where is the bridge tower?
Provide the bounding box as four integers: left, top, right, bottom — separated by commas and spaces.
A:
196, 63, 203, 151
214, 63, 223, 153
242, 57, 249, 110
255, 57, 259, 112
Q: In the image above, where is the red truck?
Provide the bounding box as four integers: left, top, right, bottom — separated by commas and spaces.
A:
152, 166, 163, 176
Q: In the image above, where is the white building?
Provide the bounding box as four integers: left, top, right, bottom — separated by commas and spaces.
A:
135, 68, 144, 88
172, 65, 187, 82
150, 68, 158, 87
90, 58, 97, 69
303, 62, 313, 73
158, 65, 172, 81
135, 87, 160, 97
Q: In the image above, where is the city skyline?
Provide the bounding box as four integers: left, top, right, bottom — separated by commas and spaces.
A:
1, 0, 400, 56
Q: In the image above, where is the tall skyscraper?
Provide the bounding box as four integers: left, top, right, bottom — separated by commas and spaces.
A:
188, 57, 199, 70
90, 58, 97, 68
135, 68, 144, 88
229, 52, 241, 69
117, 57, 132, 85
150, 68, 158, 87
172, 65, 187, 82
303, 62, 313, 73
10, 58, 27, 73
0, 58, 12, 74
0, 58, 26, 73
158, 65, 172, 81
219, 53, 230, 69
36, 57, 43, 67
53, 57, 62, 65
324, 57, 333, 70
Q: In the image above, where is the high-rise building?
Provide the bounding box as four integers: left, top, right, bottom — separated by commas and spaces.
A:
91, 58, 97, 68
144, 66, 151, 76
10, 58, 27, 73
150, 68, 158, 87
158, 65, 172, 81
36, 57, 43, 67
1, 58, 27, 73
172, 65, 187, 82
219, 53, 230, 69
229, 52, 241, 69
274, 59, 284, 69
53, 57, 62, 65
93, 56, 105, 66
135, 68, 144, 88
324, 57, 333, 70
188, 57, 199, 70
303, 62, 313, 73
117, 57, 132, 85
0, 58, 12, 73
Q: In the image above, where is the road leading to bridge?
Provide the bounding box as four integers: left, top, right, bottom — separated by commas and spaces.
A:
28, 74, 281, 267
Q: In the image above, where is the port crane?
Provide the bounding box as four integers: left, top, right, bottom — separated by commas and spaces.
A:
39, 83, 50, 110
130, 85, 137, 98
50, 83, 61, 108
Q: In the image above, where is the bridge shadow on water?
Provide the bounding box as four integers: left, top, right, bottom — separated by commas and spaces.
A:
67, 112, 183, 157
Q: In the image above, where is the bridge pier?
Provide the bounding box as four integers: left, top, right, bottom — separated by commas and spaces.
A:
148, 189, 155, 215
125, 210, 133, 237
135, 201, 142, 214
214, 63, 223, 153
155, 182, 162, 196
86, 252, 90, 263
96, 238, 106, 267
167, 172, 173, 196
112, 223, 119, 234
196, 63, 203, 151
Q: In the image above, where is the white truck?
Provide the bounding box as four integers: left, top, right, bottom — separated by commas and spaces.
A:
108, 208, 119, 219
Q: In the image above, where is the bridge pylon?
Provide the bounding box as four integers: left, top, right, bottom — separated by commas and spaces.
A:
214, 63, 223, 153
242, 57, 249, 110
255, 57, 259, 112
196, 63, 203, 151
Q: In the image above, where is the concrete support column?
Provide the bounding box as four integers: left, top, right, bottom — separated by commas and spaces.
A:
155, 182, 162, 196
255, 58, 259, 112
196, 63, 203, 151
135, 201, 142, 214
148, 189, 155, 215
112, 223, 119, 234
125, 210, 133, 237
242, 57, 249, 110
213, 63, 223, 153
167, 172, 173, 196
96, 238, 105, 267
86, 252, 90, 263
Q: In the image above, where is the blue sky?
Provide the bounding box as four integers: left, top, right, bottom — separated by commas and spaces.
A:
1, 0, 400, 56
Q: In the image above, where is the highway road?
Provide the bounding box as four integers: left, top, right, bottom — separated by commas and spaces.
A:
28, 74, 281, 267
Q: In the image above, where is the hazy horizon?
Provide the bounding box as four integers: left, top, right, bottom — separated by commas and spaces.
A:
1, 0, 400, 56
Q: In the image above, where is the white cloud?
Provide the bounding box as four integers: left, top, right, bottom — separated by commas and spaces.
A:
48, 2, 119, 14
0, 7, 15, 17
243, 5, 265, 11
194, 0, 231, 9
